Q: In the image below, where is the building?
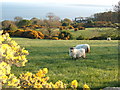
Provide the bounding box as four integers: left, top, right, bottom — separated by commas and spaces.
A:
75, 17, 89, 23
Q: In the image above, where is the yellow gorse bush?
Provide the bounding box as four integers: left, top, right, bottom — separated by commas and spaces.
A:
1, 33, 29, 67
19, 68, 67, 88
0, 33, 29, 88
0, 33, 90, 89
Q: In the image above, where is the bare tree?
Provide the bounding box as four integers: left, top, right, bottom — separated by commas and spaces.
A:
46, 12, 55, 21
14, 16, 23, 22
44, 13, 61, 39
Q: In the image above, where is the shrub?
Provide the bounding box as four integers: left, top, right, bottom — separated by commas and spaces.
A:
58, 31, 74, 40
59, 26, 63, 30
52, 37, 59, 40
0, 33, 29, 88
23, 30, 44, 39
3, 29, 44, 39
52, 35, 59, 40
44, 35, 50, 39
62, 22, 69, 26
25, 30, 39, 39
69, 25, 74, 29
74, 28, 78, 31
19, 68, 67, 88
37, 31, 44, 39
78, 26, 85, 30
13, 29, 25, 37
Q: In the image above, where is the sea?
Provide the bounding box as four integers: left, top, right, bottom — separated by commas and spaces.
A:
1, 2, 113, 21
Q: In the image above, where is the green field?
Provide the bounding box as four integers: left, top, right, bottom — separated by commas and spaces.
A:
11, 38, 119, 88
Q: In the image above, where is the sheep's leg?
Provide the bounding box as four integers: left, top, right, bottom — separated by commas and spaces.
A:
82, 53, 86, 59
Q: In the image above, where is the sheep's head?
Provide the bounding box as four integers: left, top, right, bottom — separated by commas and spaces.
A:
69, 47, 75, 53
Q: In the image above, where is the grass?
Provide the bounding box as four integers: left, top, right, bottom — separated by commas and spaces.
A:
69, 27, 117, 39
11, 38, 119, 88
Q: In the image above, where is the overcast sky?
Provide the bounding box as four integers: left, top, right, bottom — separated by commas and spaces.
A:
1, 0, 119, 6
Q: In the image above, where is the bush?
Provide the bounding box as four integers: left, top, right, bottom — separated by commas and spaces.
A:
62, 22, 69, 26
23, 30, 44, 39
0, 33, 29, 88
52, 37, 59, 40
24, 30, 39, 39
3, 29, 44, 39
58, 31, 74, 40
78, 26, 85, 30
17, 20, 32, 28
59, 26, 63, 30
13, 29, 25, 37
69, 25, 74, 29
37, 31, 44, 39
74, 28, 78, 31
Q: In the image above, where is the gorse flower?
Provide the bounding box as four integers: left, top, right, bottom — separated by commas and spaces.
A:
71, 80, 78, 88
43, 68, 48, 74
0, 35, 4, 41
83, 84, 90, 90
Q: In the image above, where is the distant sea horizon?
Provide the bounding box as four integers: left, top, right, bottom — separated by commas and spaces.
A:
1, 2, 113, 21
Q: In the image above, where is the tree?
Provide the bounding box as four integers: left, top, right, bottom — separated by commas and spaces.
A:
46, 12, 55, 21
2, 20, 16, 30
44, 13, 61, 39
114, 1, 120, 12
63, 18, 72, 23
93, 11, 118, 23
31, 17, 40, 25
61, 18, 72, 26
114, 1, 120, 23
46, 12, 60, 21
8, 24, 18, 31
17, 20, 32, 27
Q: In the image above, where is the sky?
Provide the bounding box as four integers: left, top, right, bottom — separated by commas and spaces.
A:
1, 0, 119, 20
1, 0, 119, 6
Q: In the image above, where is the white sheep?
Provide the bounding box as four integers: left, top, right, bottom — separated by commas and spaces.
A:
69, 47, 86, 59
75, 44, 90, 53
107, 37, 111, 41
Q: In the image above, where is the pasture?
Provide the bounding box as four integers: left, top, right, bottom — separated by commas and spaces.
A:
11, 38, 118, 88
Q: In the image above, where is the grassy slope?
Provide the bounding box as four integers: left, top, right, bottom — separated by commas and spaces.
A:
11, 38, 118, 88
69, 27, 117, 39
38, 27, 117, 39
